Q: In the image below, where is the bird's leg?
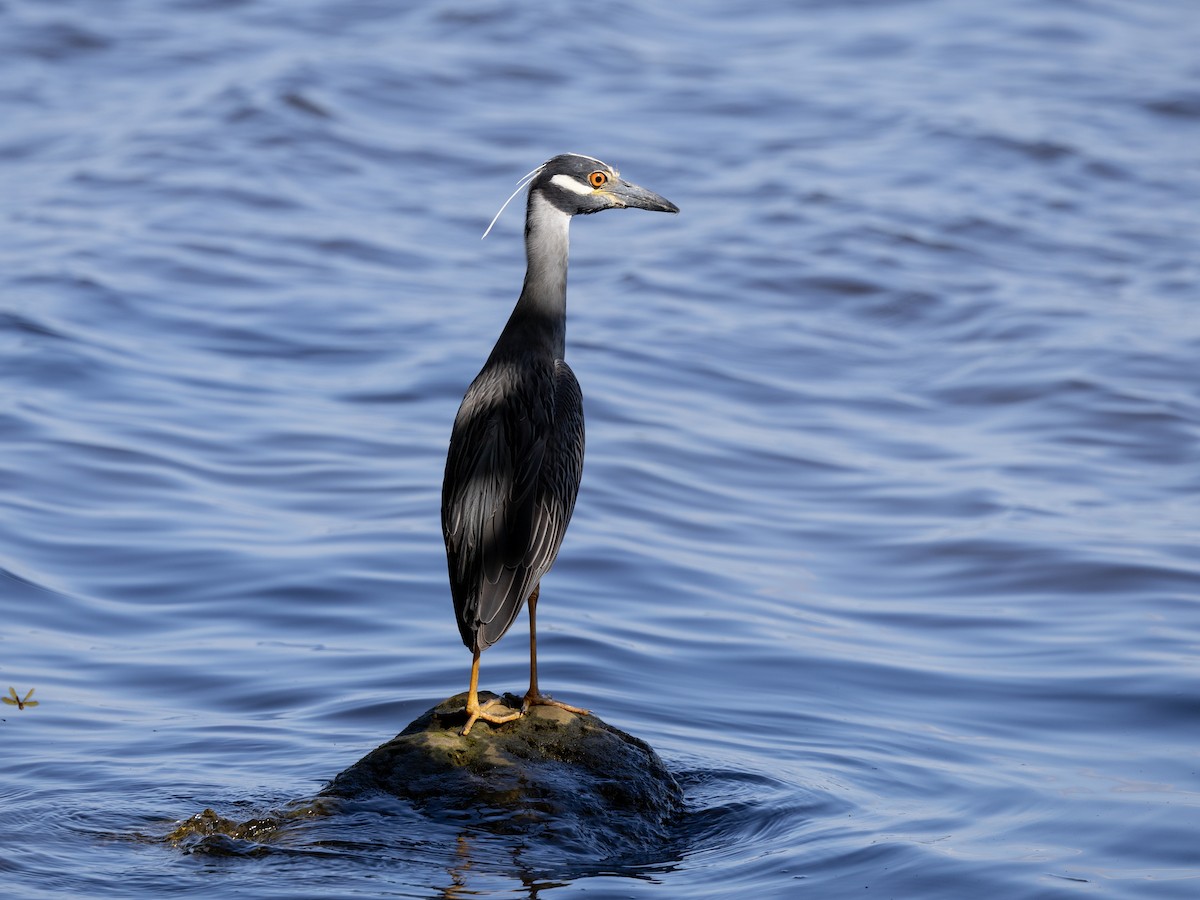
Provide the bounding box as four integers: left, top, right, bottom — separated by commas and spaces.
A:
461, 646, 520, 736
522, 584, 588, 716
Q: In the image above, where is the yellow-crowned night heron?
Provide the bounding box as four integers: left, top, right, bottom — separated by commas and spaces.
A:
442, 153, 678, 735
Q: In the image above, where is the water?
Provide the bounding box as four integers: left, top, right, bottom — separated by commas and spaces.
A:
2, 0, 1199, 896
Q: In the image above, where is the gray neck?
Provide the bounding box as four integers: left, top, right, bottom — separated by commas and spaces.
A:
497, 190, 571, 361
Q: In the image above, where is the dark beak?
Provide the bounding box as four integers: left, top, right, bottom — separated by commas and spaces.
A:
604, 178, 679, 213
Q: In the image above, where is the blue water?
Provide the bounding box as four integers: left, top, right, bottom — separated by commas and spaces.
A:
3, 0, 1199, 896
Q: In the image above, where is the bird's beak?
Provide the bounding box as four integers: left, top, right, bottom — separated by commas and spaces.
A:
602, 178, 679, 214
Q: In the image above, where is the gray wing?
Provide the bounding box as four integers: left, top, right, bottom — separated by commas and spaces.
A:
526, 359, 584, 574
442, 358, 584, 651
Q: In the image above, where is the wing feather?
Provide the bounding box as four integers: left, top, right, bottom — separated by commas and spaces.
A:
442, 358, 583, 651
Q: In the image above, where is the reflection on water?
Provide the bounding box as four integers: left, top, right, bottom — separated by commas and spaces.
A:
2, 0, 1199, 897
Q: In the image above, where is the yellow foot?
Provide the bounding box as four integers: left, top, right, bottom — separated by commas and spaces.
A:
522, 691, 589, 717
461, 697, 521, 736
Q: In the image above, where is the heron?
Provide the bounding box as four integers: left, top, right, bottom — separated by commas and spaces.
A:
441, 153, 678, 736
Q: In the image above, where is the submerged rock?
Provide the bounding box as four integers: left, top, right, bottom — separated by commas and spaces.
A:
321, 691, 682, 856
165, 802, 329, 855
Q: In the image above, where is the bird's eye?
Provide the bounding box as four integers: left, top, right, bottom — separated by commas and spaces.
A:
588, 171, 608, 188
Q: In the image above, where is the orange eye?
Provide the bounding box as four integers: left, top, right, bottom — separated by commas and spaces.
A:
588, 171, 608, 188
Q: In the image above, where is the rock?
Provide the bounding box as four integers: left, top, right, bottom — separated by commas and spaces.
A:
165, 804, 326, 855
321, 691, 682, 858
163, 692, 682, 864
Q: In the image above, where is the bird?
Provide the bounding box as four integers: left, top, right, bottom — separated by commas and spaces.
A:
441, 153, 678, 736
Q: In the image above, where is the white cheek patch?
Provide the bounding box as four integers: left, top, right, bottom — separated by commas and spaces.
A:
550, 173, 594, 195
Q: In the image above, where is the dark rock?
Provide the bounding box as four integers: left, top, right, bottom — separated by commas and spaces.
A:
164, 800, 332, 855
321, 691, 682, 857
163, 693, 682, 864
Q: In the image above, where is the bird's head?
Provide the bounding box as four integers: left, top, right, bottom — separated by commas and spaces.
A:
481, 153, 679, 239
531, 153, 679, 217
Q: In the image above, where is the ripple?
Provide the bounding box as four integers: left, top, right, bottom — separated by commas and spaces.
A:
3, 0, 1200, 897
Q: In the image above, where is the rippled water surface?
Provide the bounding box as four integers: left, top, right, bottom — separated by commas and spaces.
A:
3, 0, 1199, 897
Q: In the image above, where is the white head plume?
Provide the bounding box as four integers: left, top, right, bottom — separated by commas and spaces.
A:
481, 162, 547, 240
